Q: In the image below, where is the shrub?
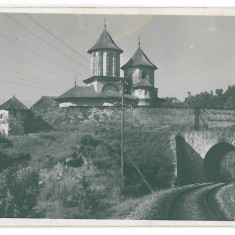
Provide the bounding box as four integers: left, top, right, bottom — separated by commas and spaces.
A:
0, 167, 40, 218
38, 163, 117, 219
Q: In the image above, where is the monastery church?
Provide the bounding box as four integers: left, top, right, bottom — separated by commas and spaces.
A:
0, 23, 163, 136
56, 24, 162, 107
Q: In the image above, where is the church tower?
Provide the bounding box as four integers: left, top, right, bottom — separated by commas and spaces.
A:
121, 38, 158, 106
83, 23, 124, 93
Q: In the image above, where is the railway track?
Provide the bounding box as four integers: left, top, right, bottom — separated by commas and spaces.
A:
167, 183, 227, 220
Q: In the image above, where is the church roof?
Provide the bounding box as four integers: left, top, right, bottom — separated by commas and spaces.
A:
87, 29, 123, 54
121, 47, 157, 70
132, 80, 154, 89
99, 90, 136, 100
56, 85, 137, 101
0, 96, 28, 110
56, 85, 98, 100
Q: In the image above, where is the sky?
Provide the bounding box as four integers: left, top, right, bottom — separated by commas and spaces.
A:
0, 13, 235, 107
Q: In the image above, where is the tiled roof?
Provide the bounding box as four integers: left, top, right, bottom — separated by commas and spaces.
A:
83, 76, 127, 84
0, 96, 28, 110
30, 96, 57, 110
87, 29, 123, 54
56, 86, 98, 99
56, 85, 137, 100
132, 79, 154, 88
121, 47, 157, 70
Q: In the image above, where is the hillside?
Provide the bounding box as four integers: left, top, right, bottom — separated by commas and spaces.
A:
2, 105, 235, 218
0, 118, 176, 218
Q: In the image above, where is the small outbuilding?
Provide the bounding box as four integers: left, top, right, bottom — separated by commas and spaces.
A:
0, 96, 52, 136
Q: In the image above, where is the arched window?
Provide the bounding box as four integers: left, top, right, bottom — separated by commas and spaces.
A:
112, 55, 116, 76
102, 83, 119, 92
103, 52, 107, 76
96, 52, 99, 75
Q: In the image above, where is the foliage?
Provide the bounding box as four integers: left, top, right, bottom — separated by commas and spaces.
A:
0, 136, 31, 173
38, 162, 118, 219
0, 167, 40, 218
163, 85, 235, 109
5, 125, 177, 218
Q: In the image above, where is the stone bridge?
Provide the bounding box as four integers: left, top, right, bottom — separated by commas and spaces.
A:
170, 131, 235, 185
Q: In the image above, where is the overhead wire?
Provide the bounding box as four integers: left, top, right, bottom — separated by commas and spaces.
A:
0, 65, 69, 90
0, 32, 87, 77
0, 76, 64, 93
0, 51, 74, 81
5, 14, 90, 71
24, 14, 90, 63
0, 71, 66, 91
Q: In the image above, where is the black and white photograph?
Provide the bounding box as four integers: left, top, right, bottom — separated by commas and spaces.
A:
0, 8, 235, 226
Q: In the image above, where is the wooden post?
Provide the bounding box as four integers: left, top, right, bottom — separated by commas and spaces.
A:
187, 91, 191, 131
121, 79, 124, 177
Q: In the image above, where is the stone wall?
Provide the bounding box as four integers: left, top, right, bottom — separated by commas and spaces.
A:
175, 135, 207, 185
32, 106, 235, 132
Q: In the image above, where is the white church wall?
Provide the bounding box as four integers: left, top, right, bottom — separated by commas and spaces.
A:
0, 110, 9, 136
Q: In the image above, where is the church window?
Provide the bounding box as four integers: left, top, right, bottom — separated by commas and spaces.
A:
103, 52, 107, 76
96, 52, 99, 75
142, 71, 146, 79
102, 84, 119, 92
112, 55, 116, 76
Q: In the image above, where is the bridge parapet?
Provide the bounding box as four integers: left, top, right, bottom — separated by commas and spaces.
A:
180, 131, 235, 159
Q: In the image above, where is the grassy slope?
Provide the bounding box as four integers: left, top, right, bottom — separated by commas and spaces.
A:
6, 125, 177, 218
5, 107, 180, 218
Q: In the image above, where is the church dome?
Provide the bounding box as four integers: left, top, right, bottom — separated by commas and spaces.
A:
87, 29, 123, 54
121, 47, 157, 70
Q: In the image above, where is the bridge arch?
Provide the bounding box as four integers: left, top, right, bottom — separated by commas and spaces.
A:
204, 142, 235, 182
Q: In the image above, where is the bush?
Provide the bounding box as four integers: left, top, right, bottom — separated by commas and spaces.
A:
0, 167, 40, 218
38, 163, 117, 219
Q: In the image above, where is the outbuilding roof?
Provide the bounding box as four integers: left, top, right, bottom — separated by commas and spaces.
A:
31, 96, 57, 110
0, 96, 28, 110
121, 47, 157, 70
87, 29, 123, 54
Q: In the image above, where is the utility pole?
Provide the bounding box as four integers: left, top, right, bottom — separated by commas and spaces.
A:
121, 78, 124, 177
187, 91, 191, 131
